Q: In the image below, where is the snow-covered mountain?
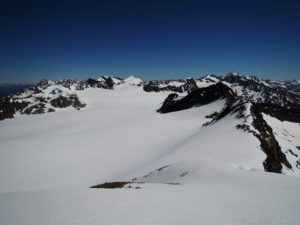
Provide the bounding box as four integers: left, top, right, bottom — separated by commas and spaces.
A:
0, 76, 124, 120
0, 72, 300, 225
158, 81, 300, 173
1, 72, 299, 174
1, 72, 299, 122
272, 79, 300, 93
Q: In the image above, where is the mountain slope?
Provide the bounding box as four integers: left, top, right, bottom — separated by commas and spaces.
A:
158, 79, 299, 174
0, 73, 300, 225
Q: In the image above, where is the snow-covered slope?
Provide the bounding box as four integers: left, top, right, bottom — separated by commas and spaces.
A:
1, 174, 300, 225
158, 81, 300, 174
0, 74, 300, 225
0, 86, 232, 192
123, 75, 144, 85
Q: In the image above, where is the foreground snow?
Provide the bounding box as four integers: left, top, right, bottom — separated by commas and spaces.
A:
0, 83, 299, 224
1, 172, 300, 225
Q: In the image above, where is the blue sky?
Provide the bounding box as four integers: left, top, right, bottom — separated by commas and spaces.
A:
0, 0, 300, 83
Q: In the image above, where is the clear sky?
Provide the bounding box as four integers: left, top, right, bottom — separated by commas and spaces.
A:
0, 0, 300, 83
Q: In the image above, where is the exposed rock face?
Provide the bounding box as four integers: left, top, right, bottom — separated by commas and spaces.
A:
258, 103, 300, 123
90, 181, 130, 189
250, 104, 292, 173
158, 82, 236, 113
23, 103, 47, 115
76, 77, 118, 90
0, 99, 29, 120
50, 95, 86, 109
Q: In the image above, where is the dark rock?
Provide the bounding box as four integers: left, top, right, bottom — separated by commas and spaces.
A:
90, 181, 130, 189
34, 97, 47, 103
50, 95, 86, 109
143, 81, 161, 92
0, 99, 30, 120
205, 111, 219, 119
158, 82, 236, 114
50, 89, 63, 95
102, 76, 114, 89
258, 103, 300, 123
250, 104, 292, 173
140, 165, 171, 180
236, 124, 251, 132
36, 79, 52, 89
23, 103, 46, 114
48, 108, 55, 113
286, 149, 298, 158
85, 78, 100, 87
296, 160, 300, 169
179, 171, 189, 177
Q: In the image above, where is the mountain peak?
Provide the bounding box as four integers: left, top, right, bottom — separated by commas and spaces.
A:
224, 71, 241, 77
124, 76, 144, 85
37, 79, 55, 88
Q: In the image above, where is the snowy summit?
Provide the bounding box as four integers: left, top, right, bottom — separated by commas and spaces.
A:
124, 75, 144, 85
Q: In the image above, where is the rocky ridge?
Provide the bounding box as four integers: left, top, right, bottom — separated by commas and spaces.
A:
158, 75, 300, 174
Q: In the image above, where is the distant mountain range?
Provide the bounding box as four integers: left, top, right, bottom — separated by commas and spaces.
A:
0, 83, 33, 98
0, 73, 299, 122
0, 72, 299, 175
